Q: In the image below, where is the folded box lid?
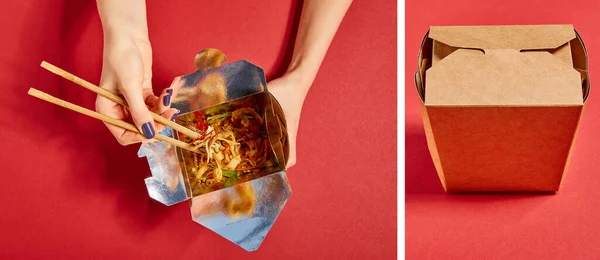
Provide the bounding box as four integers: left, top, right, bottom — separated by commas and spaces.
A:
425, 25, 583, 106
429, 25, 576, 50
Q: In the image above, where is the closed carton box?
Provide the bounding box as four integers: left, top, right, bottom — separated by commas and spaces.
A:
415, 25, 590, 192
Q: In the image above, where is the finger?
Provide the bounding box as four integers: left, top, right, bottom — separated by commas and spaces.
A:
153, 108, 180, 133
120, 80, 156, 140
144, 88, 178, 124
161, 107, 179, 122
146, 95, 177, 117
155, 88, 175, 115
113, 129, 150, 145
145, 94, 159, 107
96, 95, 148, 145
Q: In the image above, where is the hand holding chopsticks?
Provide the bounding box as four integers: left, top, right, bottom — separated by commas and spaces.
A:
28, 88, 195, 152
30, 61, 199, 153
40, 62, 201, 139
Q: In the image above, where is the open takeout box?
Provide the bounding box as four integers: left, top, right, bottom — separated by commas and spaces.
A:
415, 24, 590, 192
139, 49, 291, 251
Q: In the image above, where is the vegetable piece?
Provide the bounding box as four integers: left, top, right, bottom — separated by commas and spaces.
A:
207, 112, 232, 122
205, 104, 230, 116
226, 155, 242, 170
224, 175, 238, 187
222, 170, 238, 178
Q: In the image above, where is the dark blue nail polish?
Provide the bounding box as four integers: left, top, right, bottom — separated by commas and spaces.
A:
163, 89, 173, 106
171, 109, 181, 121
141, 122, 155, 139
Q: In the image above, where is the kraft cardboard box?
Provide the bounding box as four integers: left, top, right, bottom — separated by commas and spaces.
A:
414, 25, 590, 192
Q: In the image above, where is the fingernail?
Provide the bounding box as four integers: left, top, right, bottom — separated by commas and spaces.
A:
171, 109, 181, 121
163, 89, 173, 106
141, 122, 155, 139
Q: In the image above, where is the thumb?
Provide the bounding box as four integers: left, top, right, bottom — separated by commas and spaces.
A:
121, 82, 156, 139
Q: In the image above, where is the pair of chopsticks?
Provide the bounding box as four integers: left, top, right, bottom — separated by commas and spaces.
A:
28, 61, 199, 153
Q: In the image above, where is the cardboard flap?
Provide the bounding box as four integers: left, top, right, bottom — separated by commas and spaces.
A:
429, 25, 576, 51
572, 30, 591, 102
426, 48, 583, 106
416, 31, 432, 101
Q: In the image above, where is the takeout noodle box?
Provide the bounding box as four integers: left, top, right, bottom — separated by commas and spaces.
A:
138, 49, 291, 251
415, 25, 590, 192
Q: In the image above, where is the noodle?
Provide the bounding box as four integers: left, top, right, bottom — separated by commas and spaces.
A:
177, 100, 273, 196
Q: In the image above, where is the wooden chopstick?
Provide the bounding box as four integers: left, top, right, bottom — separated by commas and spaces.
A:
40, 61, 201, 139
28, 88, 197, 153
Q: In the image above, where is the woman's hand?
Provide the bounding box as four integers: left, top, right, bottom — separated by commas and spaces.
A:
96, 0, 177, 145
269, 0, 352, 168
268, 72, 310, 168
96, 34, 177, 145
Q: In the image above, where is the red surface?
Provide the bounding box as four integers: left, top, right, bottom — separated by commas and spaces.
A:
406, 1, 600, 259
0, 1, 396, 259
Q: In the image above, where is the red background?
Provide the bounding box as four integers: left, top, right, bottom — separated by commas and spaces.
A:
0, 1, 396, 259
406, 0, 600, 259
